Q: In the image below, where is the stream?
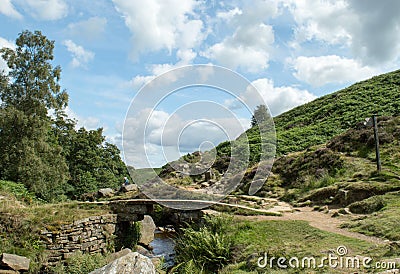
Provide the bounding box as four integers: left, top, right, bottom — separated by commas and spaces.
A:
150, 228, 176, 268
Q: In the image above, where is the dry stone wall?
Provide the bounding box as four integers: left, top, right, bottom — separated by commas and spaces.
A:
40, 214, 117, 264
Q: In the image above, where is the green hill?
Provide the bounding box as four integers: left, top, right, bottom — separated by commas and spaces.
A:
273, 69, 400, 155
159, 69, 400, 195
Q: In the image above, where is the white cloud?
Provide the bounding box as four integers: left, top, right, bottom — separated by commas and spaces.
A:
289, 55, 377, 87
286, 0, 351, 45
67, 17, 107, 40
63, 40, 94, 68
287, 0, 400, 65
22, 0, 68, 20
203, 1, 279, 72
0, 37, 16, 74
203, 24, 274, 72
232, 78, 316, 116
112, 0, 204, 60
65, 106, 101, 130
128, 48, 197, 91
216, 7, 242, 22
123, 107, 249, 167
0, 0, 22, 19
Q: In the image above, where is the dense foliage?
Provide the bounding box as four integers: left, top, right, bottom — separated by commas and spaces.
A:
0, 30, 128, 201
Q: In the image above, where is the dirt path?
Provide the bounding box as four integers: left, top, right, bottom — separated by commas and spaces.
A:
237, 205, 386, 245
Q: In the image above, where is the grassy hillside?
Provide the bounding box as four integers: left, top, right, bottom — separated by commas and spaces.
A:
159, 69, 400, 188
273, 69, 400, 155
212, 69, 400, 163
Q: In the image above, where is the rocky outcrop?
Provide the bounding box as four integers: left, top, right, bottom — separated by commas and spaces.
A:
119, 184, 139, 193
0, 253, 30, 272
89, 252, 155, 274
97, 188, 114, 198
139, 215, 156, 246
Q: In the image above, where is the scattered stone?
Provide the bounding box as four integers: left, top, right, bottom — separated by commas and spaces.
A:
338, 208, 349, 215
0, 270, 19, 274
320, 205, 329, 213
331, 211, 340, 217
136, 245, 152, 257
200, 182, 210, 188
139, 215, 156, 246
1, 253, 30, 272
97, 188, 114, 198
108, 248, 132, 262
297, 200, 312, 207
80, 191, 97, 202
89, 252, 155, 274
120, 184, 139, 193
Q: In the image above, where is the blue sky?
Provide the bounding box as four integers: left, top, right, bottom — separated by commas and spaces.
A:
1, 0, 400, 167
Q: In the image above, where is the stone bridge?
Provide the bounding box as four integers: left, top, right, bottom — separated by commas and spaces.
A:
100, 199, 216, 223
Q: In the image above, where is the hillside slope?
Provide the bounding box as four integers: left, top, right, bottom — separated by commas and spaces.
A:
273, 69, 400, 155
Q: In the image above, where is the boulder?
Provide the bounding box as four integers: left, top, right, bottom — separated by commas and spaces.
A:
1, 253, 30, 272
98, 188, 114, 198
136, 245, 152, 257
108, 248, 132, 262
0, 270, 19, 274
89, 252, 155, 274
139, 215, 156, 246
120, 184, 139, 193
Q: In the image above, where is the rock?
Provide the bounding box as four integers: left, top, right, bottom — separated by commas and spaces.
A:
0, 270, 19, 274
108, 248, 132, 262
331, 211, 340, 217
136, 245, 152, 257
200, 182, 210, 188
120, 184, 139, 193
97, 188, 114, 198
89, 252, 155, 274
139, 215, 156, 246
1, 253, 30, 272
80, 191, 97, 201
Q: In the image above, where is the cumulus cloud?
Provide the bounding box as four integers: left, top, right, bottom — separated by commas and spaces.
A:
64, 106, 101, 130
231, 78, 316, 116
203, 0, 279, 72
289, 55, 377, 87
123, 107, 249, 167
22, 0, 68, 20
216, 7, 242, 22
63, 40, 94, 68
0, 0, 22, 19
203, 24, 274, 72
127, 48, 197, 91
67, 17, 107, 40
287, 0, 400, 65
112, 0, 204, 60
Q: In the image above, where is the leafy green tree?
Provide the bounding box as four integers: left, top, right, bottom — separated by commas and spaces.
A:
63, 127, 128, 198
0, 30, 69, 200
251, 104, 270, 127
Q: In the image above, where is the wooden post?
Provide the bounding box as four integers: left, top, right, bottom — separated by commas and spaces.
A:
372, 115, 381, 172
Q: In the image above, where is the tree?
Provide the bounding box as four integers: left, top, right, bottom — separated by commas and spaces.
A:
0, 30, 69, 200
251, 104, 270, 127
0, 30, 130, 200
62, 127, 129, 198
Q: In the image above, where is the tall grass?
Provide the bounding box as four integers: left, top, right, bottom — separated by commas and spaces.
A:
173, 215, 233, 273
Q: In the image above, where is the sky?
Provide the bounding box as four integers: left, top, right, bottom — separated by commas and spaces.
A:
1, 0, 400, 168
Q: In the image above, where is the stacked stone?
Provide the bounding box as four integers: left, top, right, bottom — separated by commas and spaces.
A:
40, 214, 117, 264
